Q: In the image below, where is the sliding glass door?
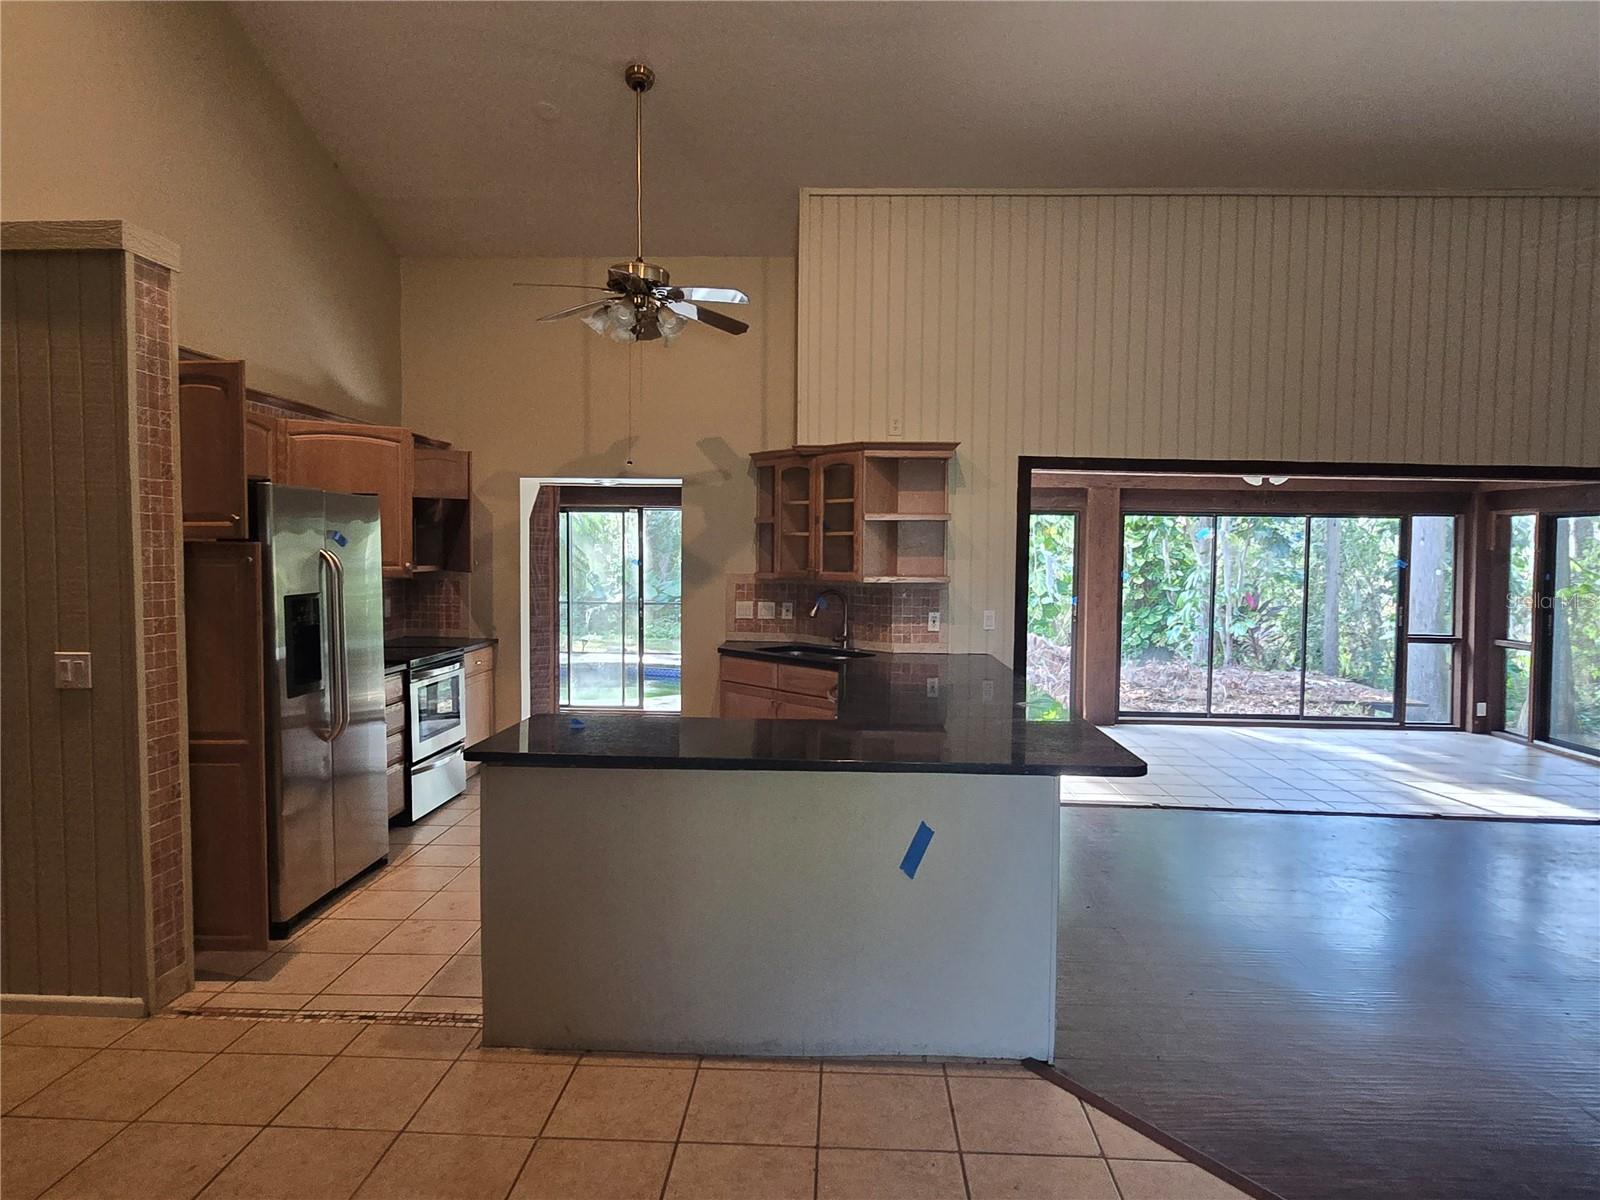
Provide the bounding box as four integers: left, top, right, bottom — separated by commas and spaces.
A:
558, 506, 681, 711
1118, 512, 1450, 723
1024, 513, 1078, 719
1545, 514, 1599, 755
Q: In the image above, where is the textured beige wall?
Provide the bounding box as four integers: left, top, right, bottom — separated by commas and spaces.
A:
799, 190, 1600, 664
0, 2, 400, 420
401, 257, 796, 719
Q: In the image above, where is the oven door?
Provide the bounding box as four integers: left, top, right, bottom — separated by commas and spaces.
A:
409, 660, 466, 761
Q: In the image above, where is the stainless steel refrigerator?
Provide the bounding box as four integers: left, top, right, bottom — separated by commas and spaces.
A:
253, 483, 388, 926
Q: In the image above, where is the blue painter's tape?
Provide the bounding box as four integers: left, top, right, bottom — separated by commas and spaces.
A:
899, 821, 935, 879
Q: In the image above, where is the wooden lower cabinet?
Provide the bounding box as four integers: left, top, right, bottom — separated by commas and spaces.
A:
464, 645, 496, 775
386, 763, 406, 820
721, 681, 779, 718
184, 542, 269, 951
718, 656, 840, 719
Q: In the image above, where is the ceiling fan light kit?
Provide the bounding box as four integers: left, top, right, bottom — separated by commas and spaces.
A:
514, 62, 751, 343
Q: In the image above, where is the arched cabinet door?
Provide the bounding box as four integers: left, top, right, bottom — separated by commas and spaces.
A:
179, 359, 247, 540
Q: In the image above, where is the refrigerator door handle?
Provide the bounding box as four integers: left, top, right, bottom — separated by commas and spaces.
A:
318, 548, 348, 741
332, 551, 350, 740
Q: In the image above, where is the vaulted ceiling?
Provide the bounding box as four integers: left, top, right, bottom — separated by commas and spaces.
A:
228, 1, 1600, 257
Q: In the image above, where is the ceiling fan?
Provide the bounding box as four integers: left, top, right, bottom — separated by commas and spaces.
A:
514, 63, 750, 343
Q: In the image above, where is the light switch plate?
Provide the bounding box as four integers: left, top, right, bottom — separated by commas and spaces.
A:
1475, 701, 1488, 717
927, 611, 941, 632
736, 600, 755, 620
926, 677, 939, 697
757, 600, 776, 620
54, 651, 92, 689
982, 679, 995, 702
982, 609, 996, 630
781, 602, 794, 620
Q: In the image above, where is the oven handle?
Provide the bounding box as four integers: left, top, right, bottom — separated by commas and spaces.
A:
412, 661, 464, 685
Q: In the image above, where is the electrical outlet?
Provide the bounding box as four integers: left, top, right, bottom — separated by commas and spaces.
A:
54, 651, 92, 690
927, 611, 941, 632
757, 600, 776, 620
925, 677, 939, 697
982, 609, 996, 631
781, 602, 794, 620
736, 600, 754, 620
982, 679, 995, 702
888, 415, 904, 438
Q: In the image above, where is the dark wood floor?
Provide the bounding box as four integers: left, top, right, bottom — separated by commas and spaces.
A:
1056, 807, 1600, 1200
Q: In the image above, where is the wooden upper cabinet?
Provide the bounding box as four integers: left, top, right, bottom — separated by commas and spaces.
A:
814, 451, 861, 580
277, 421, 415, 576
244, 411, 275, 480
179, 359, 247, 540
753, 442, 957, 583
413, 447, 470, 499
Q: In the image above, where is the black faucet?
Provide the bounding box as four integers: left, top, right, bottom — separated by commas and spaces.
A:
808, 589, 851, 650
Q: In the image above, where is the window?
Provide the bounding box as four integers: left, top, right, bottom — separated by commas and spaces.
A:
558, 506, 681, 710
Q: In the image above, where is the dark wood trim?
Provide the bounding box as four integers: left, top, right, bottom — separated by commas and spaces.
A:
1079, 487, 1121, 724
1011, 462, 1033, 705
1021, 455, 1600, 483
557, 485, 682, 508
1118, 489, 1472, 516
1481, 482, 1600, 514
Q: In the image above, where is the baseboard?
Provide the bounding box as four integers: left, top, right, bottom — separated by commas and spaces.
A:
1, 992, 147, 1018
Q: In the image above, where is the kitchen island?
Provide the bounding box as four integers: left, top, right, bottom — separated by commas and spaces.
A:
467, 650, 1144, 1061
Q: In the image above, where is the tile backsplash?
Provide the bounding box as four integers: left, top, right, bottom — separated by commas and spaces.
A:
726, 576, 948, 651
385, 574, 471, 638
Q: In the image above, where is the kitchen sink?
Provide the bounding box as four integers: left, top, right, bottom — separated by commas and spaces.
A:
760, 643, 876, 660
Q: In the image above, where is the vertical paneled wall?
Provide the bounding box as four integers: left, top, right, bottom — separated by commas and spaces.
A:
1, 250, 147, 999
798, 191, 1600, 659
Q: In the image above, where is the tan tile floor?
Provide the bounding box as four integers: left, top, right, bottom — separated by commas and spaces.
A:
3, 774, 1255, 1197
175, 779, 487, 1018
1064, 726, 1600, 821
0, 1010, 1251, 1200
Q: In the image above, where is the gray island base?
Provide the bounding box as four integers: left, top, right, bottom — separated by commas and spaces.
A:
469, 654, 1146, 1061
481, 765, 1060, 1060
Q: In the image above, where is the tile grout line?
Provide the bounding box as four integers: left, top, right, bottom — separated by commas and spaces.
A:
656, 1058, 700, 1200
813, 1060, 823, 1200
504, 1053, 581, 1197
941, 1063, 972, 1200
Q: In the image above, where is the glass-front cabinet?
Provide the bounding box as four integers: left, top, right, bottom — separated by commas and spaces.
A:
752, 442, 957, 583
816, 452, 860, 579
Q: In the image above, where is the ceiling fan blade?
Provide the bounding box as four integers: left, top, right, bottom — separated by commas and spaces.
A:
666, 301, 749, 335
514, 282, 613, 291
669, 286, 750, 305
539, 300, 610, 322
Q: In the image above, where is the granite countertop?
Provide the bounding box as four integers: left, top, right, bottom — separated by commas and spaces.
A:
466, 647, 1146, 778
384, 635, 497, 670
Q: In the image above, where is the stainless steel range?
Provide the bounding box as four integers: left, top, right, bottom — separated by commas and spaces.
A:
407, 656, 467, 819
